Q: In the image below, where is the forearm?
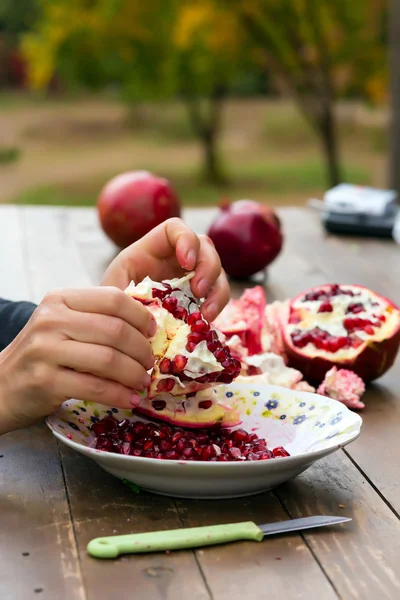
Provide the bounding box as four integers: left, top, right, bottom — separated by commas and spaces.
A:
0, 299, 37, 351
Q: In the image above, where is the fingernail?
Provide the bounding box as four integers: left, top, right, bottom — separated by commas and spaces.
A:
186, 250, 196, 269
143, 373, 152, 388
204, 302, 217, 320
130, 392, 141, 407
148, 318, 157, 337
197, 278, 208, 297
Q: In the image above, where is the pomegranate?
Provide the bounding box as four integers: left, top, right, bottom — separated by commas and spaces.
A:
125, 272, 241, 426
91, 416, 290, 461
207, 200, 283, 279
282, 284, 400, 383
97, 171, 180, 248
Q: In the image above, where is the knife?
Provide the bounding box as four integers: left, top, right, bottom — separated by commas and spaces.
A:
87, 515, 351, 558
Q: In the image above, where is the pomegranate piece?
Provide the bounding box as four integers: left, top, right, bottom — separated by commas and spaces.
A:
213, 286, 267, 355
282, 284, 400, 382
91, 416, 290, 462
317, 367, 366, 410
126, 272, 241, 405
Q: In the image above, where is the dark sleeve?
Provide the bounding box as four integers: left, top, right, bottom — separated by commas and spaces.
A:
0, 298, 37, 352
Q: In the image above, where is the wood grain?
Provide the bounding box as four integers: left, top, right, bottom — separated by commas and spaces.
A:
274, 208, 400, 515
24, 206, 211, 600
175, 494, 338, 600
0, 203, 85, 600
276, 451, 400, 599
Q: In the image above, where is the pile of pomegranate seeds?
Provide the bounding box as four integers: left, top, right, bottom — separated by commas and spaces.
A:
90, 415, 290, 462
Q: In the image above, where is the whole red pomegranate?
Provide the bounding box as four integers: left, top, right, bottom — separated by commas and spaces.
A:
281, 283, 400, 383
207, 200, 283, 279
97, 171, 181, 248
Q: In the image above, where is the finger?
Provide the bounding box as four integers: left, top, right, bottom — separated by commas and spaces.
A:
60, 287, 156, 338
201, 273, 230, 322
54, 368, 141, 410
136, 218, 201, 270
56, 340, 151, 391
191, 235, 222, 298
65, 312, 154, 370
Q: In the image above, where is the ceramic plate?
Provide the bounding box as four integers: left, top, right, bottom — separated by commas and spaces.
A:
47, 383, 362, 499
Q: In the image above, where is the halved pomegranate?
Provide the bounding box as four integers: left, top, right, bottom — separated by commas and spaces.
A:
125, 272, 241, 427
282, 284, 400, 382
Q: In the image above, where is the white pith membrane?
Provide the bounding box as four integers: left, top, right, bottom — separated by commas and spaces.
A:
125, 272, 241, 427
286, 284, 400, 360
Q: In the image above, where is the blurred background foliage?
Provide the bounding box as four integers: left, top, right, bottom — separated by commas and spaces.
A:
0, 0, 394, 207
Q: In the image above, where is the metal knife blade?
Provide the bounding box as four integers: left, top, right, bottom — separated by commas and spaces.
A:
260, 515, 351, 536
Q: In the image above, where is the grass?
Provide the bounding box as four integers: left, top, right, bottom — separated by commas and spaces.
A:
0, 96, 385, 208
0, 147, 20, 165
14, 160, 371, 207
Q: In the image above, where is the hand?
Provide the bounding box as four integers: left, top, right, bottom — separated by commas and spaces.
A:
101, 218, 230, 322
0, 287, 156, 435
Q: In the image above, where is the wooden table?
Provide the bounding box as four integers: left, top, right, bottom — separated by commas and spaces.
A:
1, 205, 400, 600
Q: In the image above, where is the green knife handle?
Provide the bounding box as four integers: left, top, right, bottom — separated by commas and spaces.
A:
87, 521, 264, 559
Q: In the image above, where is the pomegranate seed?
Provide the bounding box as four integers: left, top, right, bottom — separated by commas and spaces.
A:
318, 301, 333, 313
272, 447, 290, 458
347, 302, 364, 314
143, 439, 154, 451
164, 450, 180, 460
328, 337, 348, 352
159, 358, 172, 374
232, 429, 249, 443
191, 320, 209, 334
173, 306, 188, 321
201, 445, 216, 460
152, 287, 167, 300
188, 332, 204, 345
364, 325, 375, 335
229, 447, 242, 460
377, 314, 386, 322
121, 441, 131, 455
206, 330, 218, 342
217, 372, 234, 383
186, 341, 197, 353
156, 378, 175, 393
159, 440, 172, 452
117, 419, 130, 432
207, 341, 218, 352
132, 421, 145, 434
172, 431, 185, 444
187, 311, 202, 325
215, 348, 227, 362
162, 297, 178, 312
198, 400, 213, 409
95, 436, 113, 451
176, 439, 187, 453
183, 447, 194, 458
152, 400, 167, 411
171, 355, 188, 374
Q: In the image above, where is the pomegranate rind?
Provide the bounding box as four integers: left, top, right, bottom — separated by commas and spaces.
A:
317, 367, 366, 410
282, 284, 400, 383
134, 390, 241, 429
213, 286, 266, 355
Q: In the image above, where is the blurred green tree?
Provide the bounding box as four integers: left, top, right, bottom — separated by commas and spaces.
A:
226, 0, 387, 186
22, 0, 253, 184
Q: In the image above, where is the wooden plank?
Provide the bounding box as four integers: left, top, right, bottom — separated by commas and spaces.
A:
275, 208, 400, 515
25, 206, 211, 599
276, 451, 400, 599
0, 427, 85, 600
0, 205, 85, 600
21, 206, 91, 302
175, 493, 338, 600
60, 446, 210, 600
0, 205, 30, 300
